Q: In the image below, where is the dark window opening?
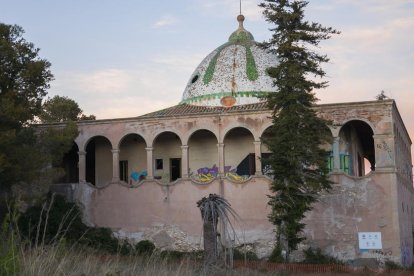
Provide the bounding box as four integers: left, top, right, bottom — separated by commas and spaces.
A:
237, 153, 256, 176
156, 159, 163, 170
120, 160, 128, 182
191, 74, 199, 84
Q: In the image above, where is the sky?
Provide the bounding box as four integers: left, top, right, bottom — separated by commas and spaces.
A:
2, 0, 414, 144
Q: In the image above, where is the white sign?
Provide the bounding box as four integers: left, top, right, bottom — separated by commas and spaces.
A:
358, 232, 382, 249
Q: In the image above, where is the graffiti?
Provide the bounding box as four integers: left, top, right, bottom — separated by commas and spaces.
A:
376, 141, 392, 159
130, 170, 147, 182
226, 172, 249, 182
372, 249, 392, 256
193, 165, 248, 183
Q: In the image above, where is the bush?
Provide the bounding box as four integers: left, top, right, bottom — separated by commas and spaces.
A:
233, 247, 259, 261
17, 193, 131, 255
385, 260, 402, 270
135, 240, 155, 256
302, 247, 343, 264
268, 244, 285, 263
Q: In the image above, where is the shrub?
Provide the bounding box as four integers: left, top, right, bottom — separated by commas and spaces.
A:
135, 240, 155, 256
233, 247, 259, 261
17, 193, 130, 255
268, 244, 285, 263
302, 247, 343, 264
385, 260, 402, 270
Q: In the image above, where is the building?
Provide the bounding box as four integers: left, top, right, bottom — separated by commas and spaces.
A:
54, 15, 414, 265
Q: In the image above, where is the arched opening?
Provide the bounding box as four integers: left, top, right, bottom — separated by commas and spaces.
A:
188, 129, 218, 182
153, 132, 182, 183
85, 136, 112, 186
55, 142, 79, 183
224, 127, 255, 179
119, 134, 147, 184
338, 120, 375, 176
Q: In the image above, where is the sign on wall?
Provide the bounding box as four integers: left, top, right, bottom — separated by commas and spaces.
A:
358, 232, 382, 249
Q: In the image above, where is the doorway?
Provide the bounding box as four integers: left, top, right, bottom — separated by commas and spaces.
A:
170, 158, 181, 181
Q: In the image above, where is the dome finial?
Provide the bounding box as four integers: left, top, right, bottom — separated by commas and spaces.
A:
237, 14, 245, 30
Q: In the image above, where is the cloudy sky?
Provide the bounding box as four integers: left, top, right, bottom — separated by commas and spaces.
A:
2, 0, 414, 142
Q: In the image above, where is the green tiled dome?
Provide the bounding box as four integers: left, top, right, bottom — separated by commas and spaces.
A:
181, 15, 278, 107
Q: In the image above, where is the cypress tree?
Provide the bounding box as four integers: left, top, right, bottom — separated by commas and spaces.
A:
259, 0, 339, 260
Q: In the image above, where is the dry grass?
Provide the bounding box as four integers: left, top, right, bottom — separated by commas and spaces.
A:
17, 244, 267, 276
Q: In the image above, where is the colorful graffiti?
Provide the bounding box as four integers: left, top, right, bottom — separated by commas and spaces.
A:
130, 170, 147, 182
192, 165, 249, 183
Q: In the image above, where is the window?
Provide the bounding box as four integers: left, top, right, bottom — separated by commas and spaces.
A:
155, 159, 163, 170
327, 152, 334, 172
119, 160, 128, 182
340, 154, 352, 175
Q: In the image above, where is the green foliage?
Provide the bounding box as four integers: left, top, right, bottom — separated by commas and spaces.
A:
0, 23, 80, 203
40, 95, 95, 123
0, 207, 20, 276
233, 247, 259, 261
135, 240, 155, 256
17, 194, 130, 254
302, 247, 343, 264
384, 260, 403, 270
268, 244, 285, 263
260, 0, 339, 258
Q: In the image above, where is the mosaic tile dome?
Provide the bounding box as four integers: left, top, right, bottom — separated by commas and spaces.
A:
181, 15, 278, 107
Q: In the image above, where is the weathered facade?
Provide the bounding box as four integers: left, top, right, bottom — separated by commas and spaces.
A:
53, 15, 413, 265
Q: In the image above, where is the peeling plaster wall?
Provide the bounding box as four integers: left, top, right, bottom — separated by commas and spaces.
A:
68, 100, 413, 264
303, 173, 399, 263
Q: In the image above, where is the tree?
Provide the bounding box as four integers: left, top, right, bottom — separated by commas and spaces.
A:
40, 95, 96, 123
197, 194, 239, 270
259, 0, 339, 260
376, 90, 388, 101
0, 23, 78, 210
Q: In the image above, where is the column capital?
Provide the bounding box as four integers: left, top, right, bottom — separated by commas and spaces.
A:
145, 147, 154, 151
217, 143, 225, 148
111, 149, 120, 154
253, 141, 262, 146
181, 145, 189, 150
78, 151, 86, 156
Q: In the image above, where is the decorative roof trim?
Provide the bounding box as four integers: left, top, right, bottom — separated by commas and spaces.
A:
180, 91, 270, 105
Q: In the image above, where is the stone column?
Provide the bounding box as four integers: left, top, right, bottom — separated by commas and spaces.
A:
111, 149, 120, 182
217, 143, 225, 176
145, 147, 154, 179
254, 141, 262, 175
78, 151, 86, 183
181, 145, 189, 178
332, 136, 340, 172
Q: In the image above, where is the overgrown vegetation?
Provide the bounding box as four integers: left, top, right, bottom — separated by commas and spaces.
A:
260, 0, 339, 260
302, 247, 343, 265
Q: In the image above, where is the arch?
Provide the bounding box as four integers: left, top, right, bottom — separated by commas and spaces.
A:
340, 118, 376, 136
84, 134, 113, 152
184, 127, 219, 146
223, 126, 255, 142
118, 133, 148, 184
224, 127, 255, 177
188, 129, 219, 181
150, 130, 183, 148
338, 120, 375, 177
152, 131, 182, 183
118, 133, 148, 149
85, 135, 113, 186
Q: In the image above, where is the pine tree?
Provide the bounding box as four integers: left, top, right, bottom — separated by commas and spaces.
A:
259, 0, 339, 260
